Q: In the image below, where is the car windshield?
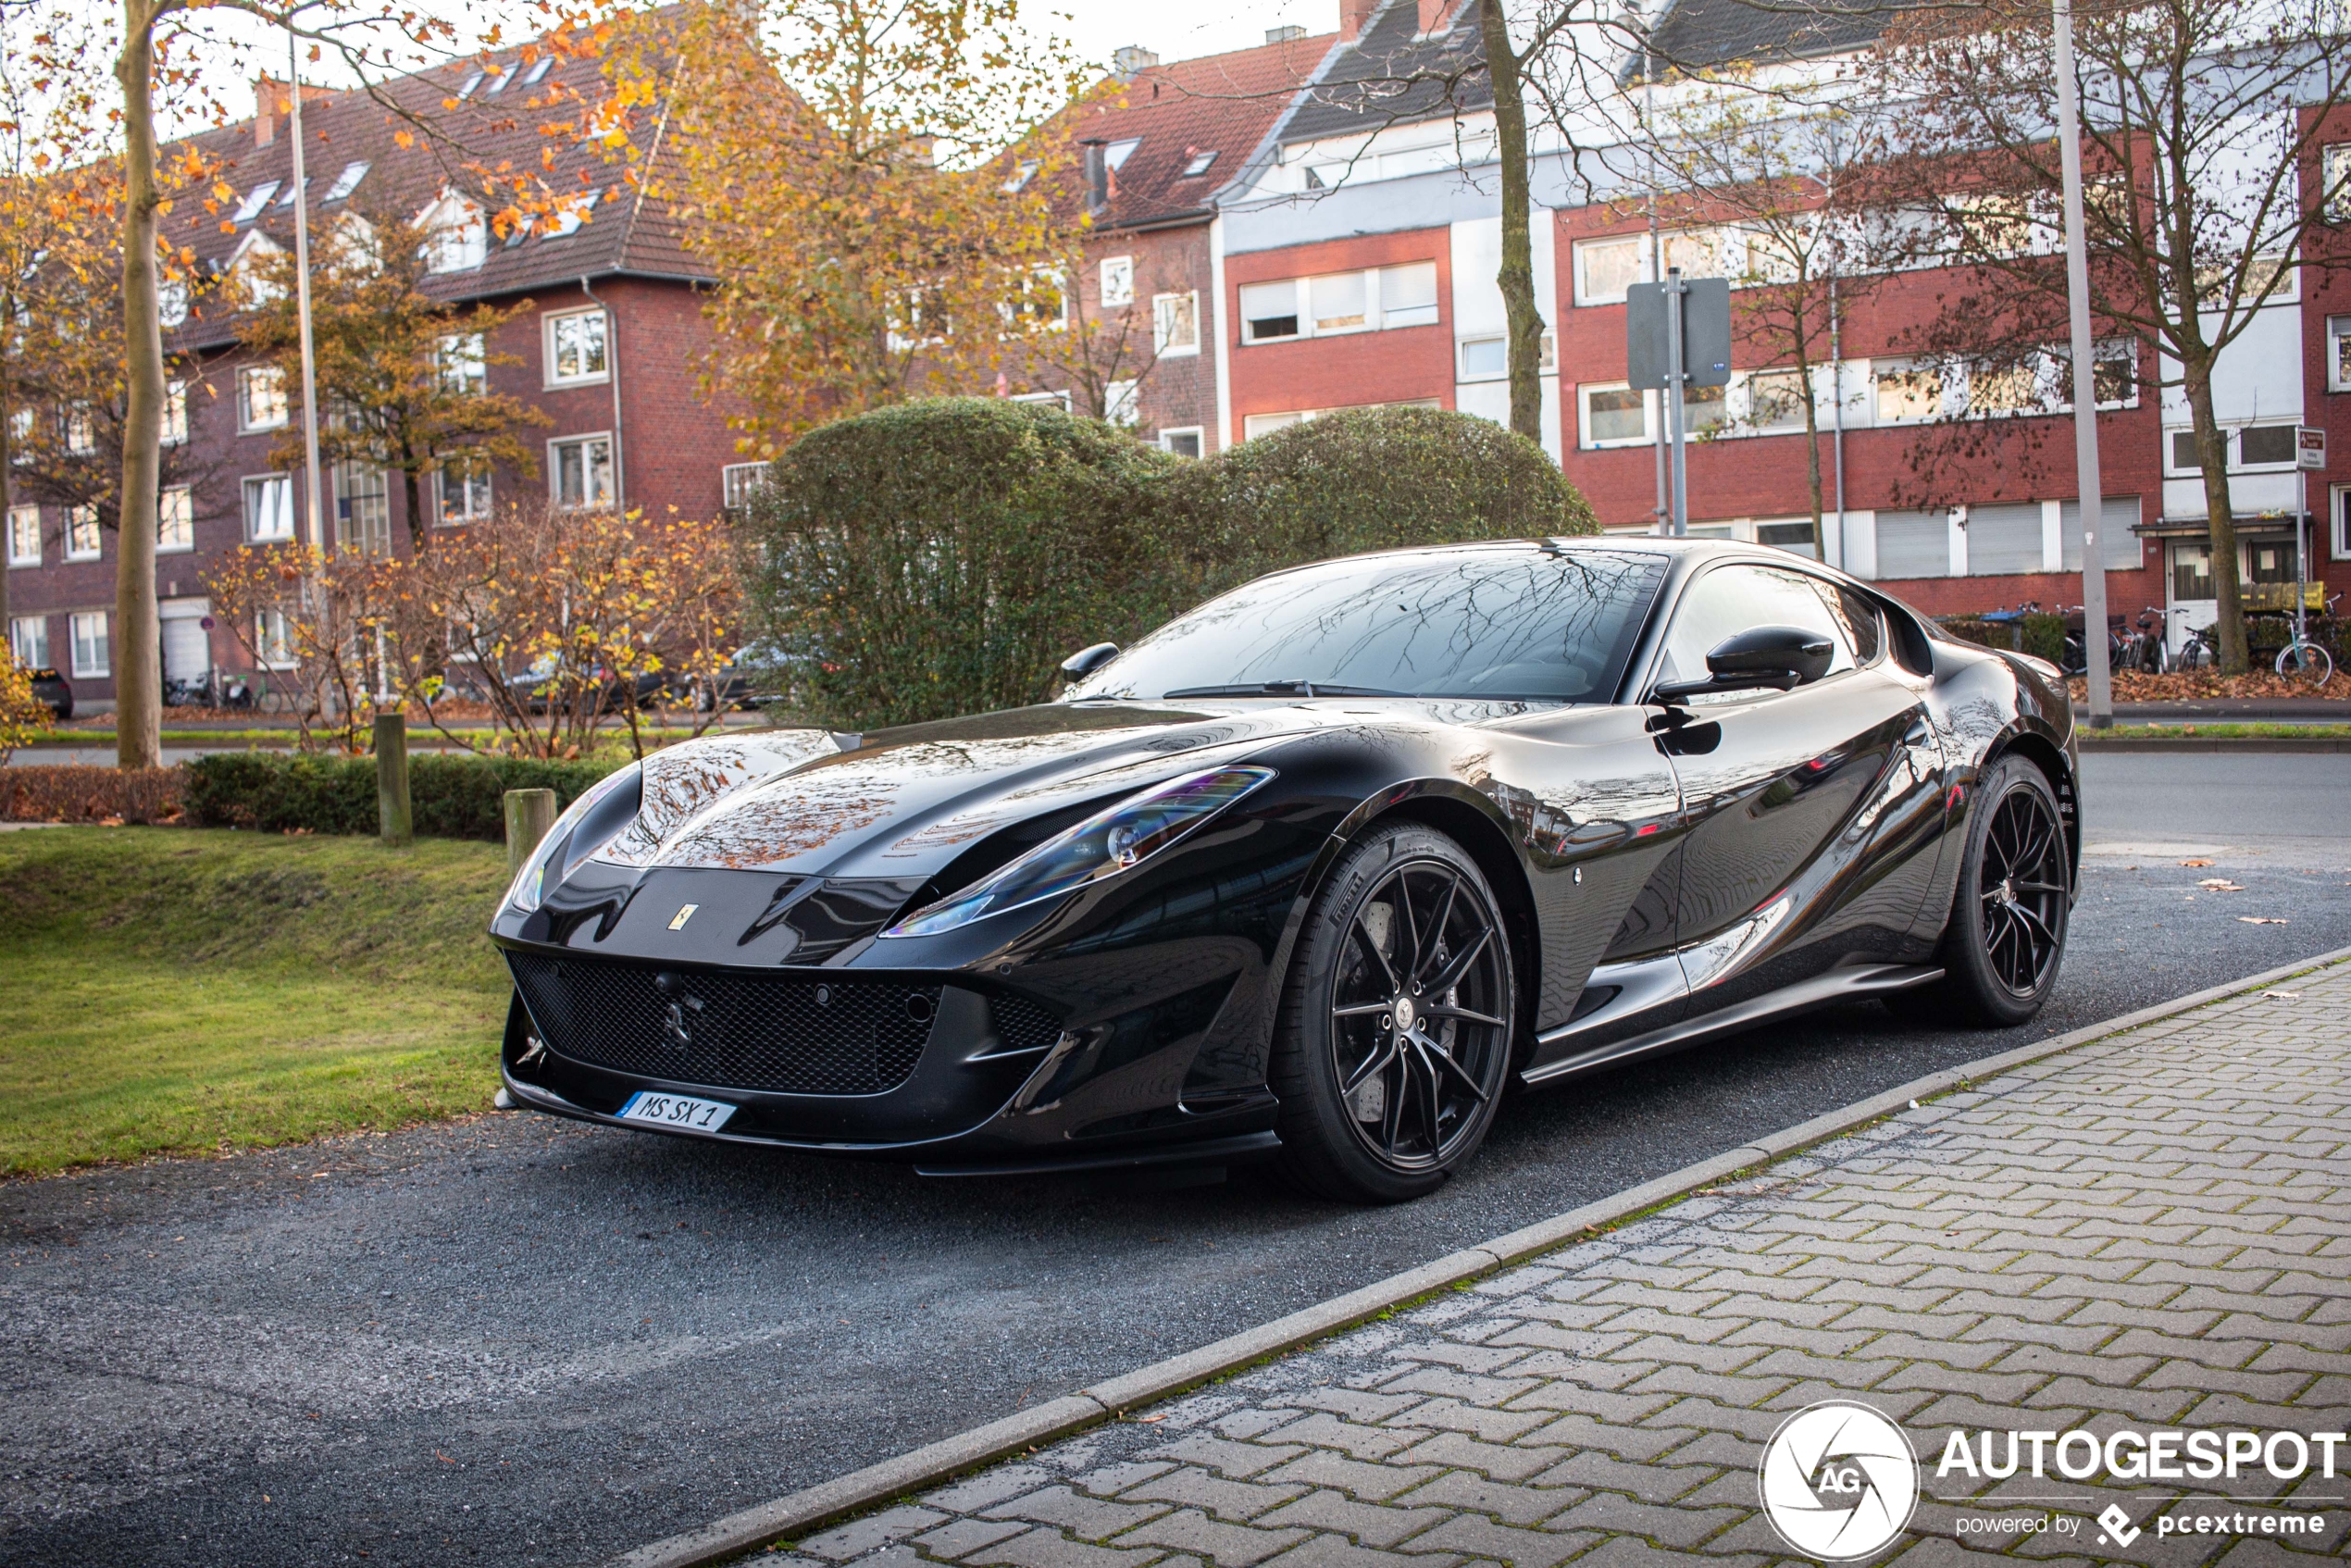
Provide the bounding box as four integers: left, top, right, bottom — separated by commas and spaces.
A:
1065, 547, 1668, 704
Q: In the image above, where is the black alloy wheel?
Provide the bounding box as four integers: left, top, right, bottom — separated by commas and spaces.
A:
1272, 823, 1517, 1203
1893, 754, 2070, 1027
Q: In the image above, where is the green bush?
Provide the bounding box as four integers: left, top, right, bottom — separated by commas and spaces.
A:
742, 399, 1599, 729
184, 753, 621, 839
2020, 612, 2069, 668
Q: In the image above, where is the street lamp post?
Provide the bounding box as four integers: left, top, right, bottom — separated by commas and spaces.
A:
2053, 0, 2115, 728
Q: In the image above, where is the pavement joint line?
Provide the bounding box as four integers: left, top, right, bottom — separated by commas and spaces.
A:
607, 940, 2351, 1568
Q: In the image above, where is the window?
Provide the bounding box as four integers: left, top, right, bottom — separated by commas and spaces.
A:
1003, 159, 1040, 193
161, 380, 189, 445
438, 462, 493, 526
333, 461, 391, 555
2171, 540, 2214, 601
1756, 520, 1820, 559
1460, 337, 1507, 380
323, 160, 370, 202
1159, 427, 1204, 459
1242, 400, 1438, 441
1874, 510, 1952, 579
438, 332, 487, 395
69, 610, 108, 678
1244, 411, 1305, 439
1100, 255, 1135, 308
6, 504, 39, 566
2332, 317, 2351, 392
10, 614, 48, 668
520, 55, 553, 86
1685, 383, 1727, 434
243, 474, 295, 541
1661, 227, 1739, 279
157, 485, 194, 553
1746, 369, 1808, 432
545, 193, 595, 239
255, 607, 295, 667
1967, 503, 2044, 576
551, 434, 614, 508
64, 404, 95, 454
1578, 382, 1651, 447
1012, 390, 1072, 410
1874, 361, 1946, 423
2239, 425, 2297, 467
1153, 292, 1200, 355
1654, 565, 1862, 698
1238, 263, 1441, 345
1104, 379, 1140, 427
2339, 484, 2351, 561
422, 197, 487, 273
1574, 235, 1648, 305
2061, 495, 2142, 571
66, 504, 100, 561
1240, 280, 1300, 342
2087, 342, 2137, 409
2169, 429, 2203, 472
231, 181, 280, 224
544, 308, 609, 385
158, 277, 189, 329
721, 461, 772, 512
1182, 150, 1217, 177
226, 232, 286, 307
455, 70, 485, 99
239, 366, 288, 431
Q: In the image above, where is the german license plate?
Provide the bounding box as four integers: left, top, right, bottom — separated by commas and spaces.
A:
616, 1090, 737, 1133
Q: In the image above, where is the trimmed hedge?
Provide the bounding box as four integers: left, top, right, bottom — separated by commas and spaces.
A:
741, 399, 1598, 730
2, 765, 184, 825
183, 753, 621, 840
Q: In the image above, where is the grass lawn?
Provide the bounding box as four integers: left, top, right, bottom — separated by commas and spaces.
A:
2083, 722, 2351, 741
0, 827, 512, 1177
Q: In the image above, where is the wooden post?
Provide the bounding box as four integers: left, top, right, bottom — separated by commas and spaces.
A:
504, 788, 558, 879
374, 712, 412, 846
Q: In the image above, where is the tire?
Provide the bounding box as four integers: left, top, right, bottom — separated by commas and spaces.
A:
1894, 754, 2071, 1027
2277, 643, 2333, 687
1270, 823, 1518, 1203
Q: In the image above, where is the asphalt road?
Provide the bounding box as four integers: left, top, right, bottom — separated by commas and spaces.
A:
4, 751, 2347, 1568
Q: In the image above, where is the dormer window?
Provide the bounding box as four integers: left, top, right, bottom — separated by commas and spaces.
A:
483, 67, 511, 95
520, 55, 553, 86
275, 177, 309, 207
419, 193, 488, 273
455, 70, 484, 99
231, 181, 280, 224
1104, 138, 1142, 171
323, 160, 370, 202
1182, 150, 1217, 177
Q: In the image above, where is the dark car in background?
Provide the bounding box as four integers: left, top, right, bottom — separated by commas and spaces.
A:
492, 539, 2078, 1203
24, 667, 71, 720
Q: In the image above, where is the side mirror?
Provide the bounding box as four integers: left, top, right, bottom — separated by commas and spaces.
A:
1654, 625, 1834, 703
1060, 641, 1120, 678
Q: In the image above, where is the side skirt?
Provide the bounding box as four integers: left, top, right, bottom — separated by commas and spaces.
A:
1520, 963, 1944, 1089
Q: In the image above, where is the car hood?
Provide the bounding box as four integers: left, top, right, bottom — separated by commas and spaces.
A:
591, 698, 1529, 879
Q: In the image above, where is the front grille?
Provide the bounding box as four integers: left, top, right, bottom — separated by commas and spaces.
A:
508, 953, 939, 1096
990, 993, 1065, 1054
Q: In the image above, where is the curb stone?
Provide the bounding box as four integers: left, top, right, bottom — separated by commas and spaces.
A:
609, 941, 2351, 1568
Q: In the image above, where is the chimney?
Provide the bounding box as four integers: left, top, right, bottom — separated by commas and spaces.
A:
1266, 24, 1307, 43
1081, 139, 1110, 215
1417, 0, 1455, 31
1111, 44, 1160, 81
254, 75, 282, 146
1340, 0, 1381, 42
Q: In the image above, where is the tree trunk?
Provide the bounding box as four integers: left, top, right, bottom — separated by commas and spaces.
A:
404, 467, 427, 554
1480, 4, 1544, 444
0, 301, 14, 646
114, 1, 164, 768
2183, 363, 2247, 674
1799, 367, 1825, 560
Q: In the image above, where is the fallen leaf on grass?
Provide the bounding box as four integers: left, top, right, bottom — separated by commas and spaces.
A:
2181, 858, 2214, 867
2197, 878, 2245, 890
2239, 916, 2289, 925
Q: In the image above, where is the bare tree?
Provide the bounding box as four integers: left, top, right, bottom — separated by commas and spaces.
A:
1868, 0, 2351, 672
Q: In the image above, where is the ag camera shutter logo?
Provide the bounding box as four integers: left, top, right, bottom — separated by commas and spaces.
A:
1759, 1401, 1921, 1560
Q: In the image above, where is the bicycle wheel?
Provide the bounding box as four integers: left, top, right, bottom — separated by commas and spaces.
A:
2277, 642, 2334, 687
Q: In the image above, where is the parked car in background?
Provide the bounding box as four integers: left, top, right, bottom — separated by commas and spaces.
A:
25, 667, 72, 720
693, 642, 790, 712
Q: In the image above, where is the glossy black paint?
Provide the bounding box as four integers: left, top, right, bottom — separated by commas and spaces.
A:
491, 539, 2078, 1176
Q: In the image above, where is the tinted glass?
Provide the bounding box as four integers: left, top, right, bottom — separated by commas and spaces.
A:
1654, 564, 1863, 701
1066, 549, 1668, 704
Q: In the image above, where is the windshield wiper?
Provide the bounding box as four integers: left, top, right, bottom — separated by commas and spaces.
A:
1163, 679, 1410, 700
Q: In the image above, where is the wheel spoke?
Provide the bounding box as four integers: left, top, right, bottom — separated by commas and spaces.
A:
1379, 1050, 1406, 1157
1341, 1036, 1399, 1096
1423, 925, 1494, 998
1412, 875, 1460, 985
1419, 1036, 1492, 1104
1412, 1047, 1445, 1153
1394, 871, 1422, 987
1422, 1003, 1507, 1027
1350, 911, 1399, 994
1331, 1000, 1392, 1020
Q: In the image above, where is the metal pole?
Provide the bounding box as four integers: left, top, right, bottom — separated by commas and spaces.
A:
1645, 79, 1668, 533
2053, 0, 2113, 727
1830, 262, 1846, 567
289, 33, 322, 554
1665, 267, 1689, 536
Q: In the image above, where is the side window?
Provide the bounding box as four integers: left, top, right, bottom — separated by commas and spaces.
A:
1832, 586, 1884, 666
1653, 565, 1859, 697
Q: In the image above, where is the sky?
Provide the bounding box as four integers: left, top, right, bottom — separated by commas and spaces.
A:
1049, 0, 1337, 68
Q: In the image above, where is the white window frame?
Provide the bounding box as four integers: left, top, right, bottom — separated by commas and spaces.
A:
65, 504, 101, 561
436, 463, 494, 527
1576, 380, 1655, 449
2334, 482, 2351, 561
255, 607, 296, 669
1100, 255, 1135, 308
549, 432, 615, 509
1011, 389, 1072, 410
157, 485, 194, 553
1573, 233, 1651, 306
543, 307, 610, 388
6, 504, 38, 567
437, 331, 488, 396
238, 366, 289, 432
243, 473, 296, 541
1152, 291, 1200, 356
69, 610, 109, 678
1871, 358, 1955, 425
2234, 422, 2301, 472
64, 404, 96, 455
161, 379, 189, 445
721, 461, 773, 511
419, 193, 488, 274
9, 614, 49, 668
1238, 262, 1442, 347
1158, 426, 1205, 458
1103, 379, 1140, 428
2330, 317, 2351, 394
1241, 399, 1441, 441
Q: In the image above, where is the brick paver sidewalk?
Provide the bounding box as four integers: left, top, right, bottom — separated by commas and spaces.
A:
780, 959, 2351, 1568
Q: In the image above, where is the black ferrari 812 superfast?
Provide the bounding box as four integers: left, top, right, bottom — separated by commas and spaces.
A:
492, 539, 2076, 1201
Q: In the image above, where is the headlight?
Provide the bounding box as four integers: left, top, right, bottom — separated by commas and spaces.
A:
882, 765, 1275, 939
504, 762, 644, 914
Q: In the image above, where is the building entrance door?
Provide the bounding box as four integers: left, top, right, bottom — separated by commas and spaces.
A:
2166, 541, 2215, 656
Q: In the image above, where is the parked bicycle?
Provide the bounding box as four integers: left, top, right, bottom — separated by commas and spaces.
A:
2275, 592, 2339, 688
2119, 606, 2170, 673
